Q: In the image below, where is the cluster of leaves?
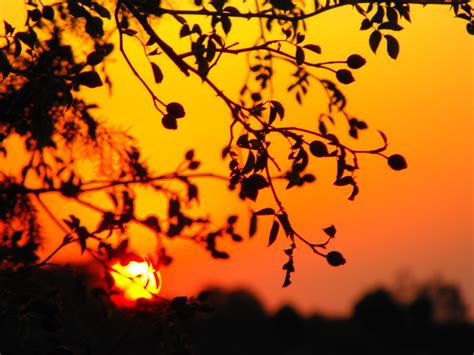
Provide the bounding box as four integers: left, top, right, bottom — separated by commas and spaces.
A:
0, 174, 40, 268
0, 0, 472, 295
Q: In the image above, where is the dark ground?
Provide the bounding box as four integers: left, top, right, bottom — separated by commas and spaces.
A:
0, 268, 472, 355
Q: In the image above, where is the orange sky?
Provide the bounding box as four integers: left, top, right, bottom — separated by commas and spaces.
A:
1, 2, 472, 318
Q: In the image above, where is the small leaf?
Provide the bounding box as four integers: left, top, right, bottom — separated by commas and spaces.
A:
385, 34, 399, 59
282, 255, 294, 288
360, 19, 371, 31
254, 208, 275, 216
77, 226, 90, 254
241, 151, 255, 175
14, 38, 22, 57
319, 121, 327, 135
270, 0, 295, 11
92, 3, 111, 19
0, 51, 12, 79
295, 46, 305, 66
334, 176, 354, 186
268, 220, 280, 246
378, 130, 388, 145
369, 30, 382, 53
180, 24, 191, 37
15, 31, 36, 48
269, 107, 277, 125
3, 20, 14, 35
303, 44, 321, 54
206, 39, 217, 61
249, 214, 257, 237
192, 24, 202, 35
323, 225, 336, 238
221, 16, 231, 34
188, 184, 199, 202
378, 22, 403, 31
277, 212, 292, 237
85, 16, 104, 38
271, 100, 285, 119
151, 62, 164, 83
87, 50, 104, 66
387, 7, 398, 23
77, 71, 103, 88
296, 33, 305, 44
467, 23, 474, 35
227, 215, 238, 224
123, 29, 137, 36
188, 161, 200, 170
223, 6, 240, 15
371, 5, 385, 24
348, 183, 359, 201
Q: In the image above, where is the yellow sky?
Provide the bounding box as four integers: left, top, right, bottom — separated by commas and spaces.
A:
1, 2, 473, 317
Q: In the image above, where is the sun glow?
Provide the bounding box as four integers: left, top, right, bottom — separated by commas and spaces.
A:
109, 260, 162, 302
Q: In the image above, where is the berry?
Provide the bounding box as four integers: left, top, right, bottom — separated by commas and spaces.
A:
87, 51, 104, 66
42, 6, 55, 21
309, 140, 328, 157
251, 92, 262, 102
166, 102, 185, 118
327, 251, 346, 267
387, 154, 407, 171
347, 54, 366, 69
29, 9, 42, 22
162, 114, 178, 130
336, 69, 355, 85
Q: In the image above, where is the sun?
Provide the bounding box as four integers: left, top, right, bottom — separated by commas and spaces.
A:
109, 260, 162, 303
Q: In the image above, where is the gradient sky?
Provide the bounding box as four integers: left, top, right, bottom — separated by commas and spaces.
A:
1, 1, 472, 318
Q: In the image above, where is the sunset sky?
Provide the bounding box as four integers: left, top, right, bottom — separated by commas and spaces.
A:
1, 1, 472, 318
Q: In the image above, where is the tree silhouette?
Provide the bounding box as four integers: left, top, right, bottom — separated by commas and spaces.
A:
0, 0, 472, 294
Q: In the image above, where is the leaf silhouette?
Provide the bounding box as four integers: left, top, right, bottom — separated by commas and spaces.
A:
295, 46, 305, 66
303, 44, 321, 54
369, 30, 382, 53
323, 225, 336, 238
268, 220, 280, 246
385, 34, 400, 59
255, 208, 276, 216
270, 0, 295, 11
77, 71, 103, 88
151, 62, 164, 83
249, 214, 257, 237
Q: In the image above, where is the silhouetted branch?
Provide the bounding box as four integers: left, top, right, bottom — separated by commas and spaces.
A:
0, 0, 469, 288
121, 0, 191, 76
128, 0, 468, 22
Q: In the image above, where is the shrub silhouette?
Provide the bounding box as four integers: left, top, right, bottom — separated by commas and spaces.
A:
353, 288, 406, 332
0, 268, 472, 354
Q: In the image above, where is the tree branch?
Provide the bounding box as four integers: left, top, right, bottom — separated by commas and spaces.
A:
121, 0, 190, 76
133, 0, 468, 22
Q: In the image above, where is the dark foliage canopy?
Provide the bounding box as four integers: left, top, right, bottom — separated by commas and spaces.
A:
0, 0, 472, 293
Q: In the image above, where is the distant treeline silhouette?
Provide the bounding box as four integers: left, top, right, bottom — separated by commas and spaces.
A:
184, 286, 472, 355
0, 268, 472, 355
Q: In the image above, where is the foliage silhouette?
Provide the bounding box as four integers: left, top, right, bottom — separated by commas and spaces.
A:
186, 281, 472, 355
0, 1, 472, 348
1, 268, 471, 354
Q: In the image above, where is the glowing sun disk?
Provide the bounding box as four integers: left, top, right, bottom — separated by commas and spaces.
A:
110, 260, 162, 301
